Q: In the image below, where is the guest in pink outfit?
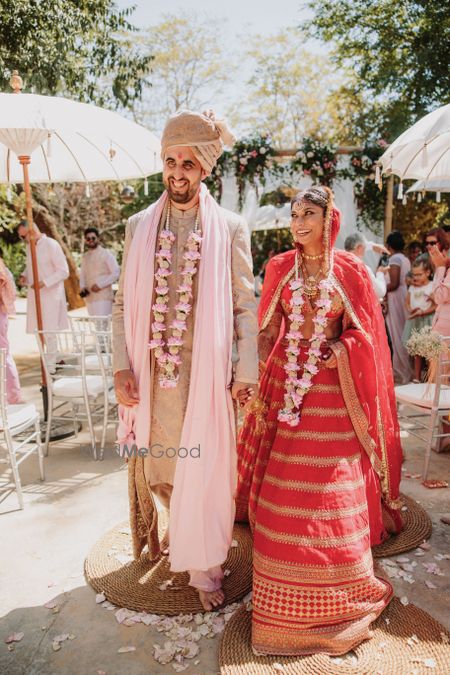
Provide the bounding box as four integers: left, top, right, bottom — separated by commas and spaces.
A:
0, 256, 22, 403
429, 245, 450, 337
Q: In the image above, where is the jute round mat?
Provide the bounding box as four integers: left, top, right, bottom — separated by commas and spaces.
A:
84, 519, 252, 615
219, 597, 450, 675
372, 493, 432, 558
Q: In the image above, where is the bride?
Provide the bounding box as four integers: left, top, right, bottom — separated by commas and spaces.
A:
236, 185, 403, 656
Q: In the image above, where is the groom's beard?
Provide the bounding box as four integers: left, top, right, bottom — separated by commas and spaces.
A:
165, 176, 202, 204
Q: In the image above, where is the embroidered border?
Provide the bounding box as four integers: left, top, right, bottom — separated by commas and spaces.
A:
268, 450, 360, 466
331, 340, 382, 476
257, 495, 367, 519
260, 266, 295, 331
264, 473, 365, 492
255, 521, 370, 547
253, 548, 374, 583
277, 428, 356, 441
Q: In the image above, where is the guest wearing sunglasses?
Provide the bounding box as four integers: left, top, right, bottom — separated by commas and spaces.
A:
79, 227, 120, 317
424, 228, 448, 259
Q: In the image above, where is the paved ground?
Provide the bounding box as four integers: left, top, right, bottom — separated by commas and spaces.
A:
0, 311, 449, 674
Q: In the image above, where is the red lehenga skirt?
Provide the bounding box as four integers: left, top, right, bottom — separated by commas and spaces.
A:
236, 338, 393, 656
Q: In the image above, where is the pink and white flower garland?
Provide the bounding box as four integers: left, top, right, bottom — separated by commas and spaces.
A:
148, 206, 202, 388
278, 258, 333, 427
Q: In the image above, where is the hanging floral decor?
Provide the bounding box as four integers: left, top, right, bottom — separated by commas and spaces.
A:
289, 138, 338, 186
343, 141, 388, 233
205, 133, 277, 208
229, 134, 277, 208
205, 135, 389, 235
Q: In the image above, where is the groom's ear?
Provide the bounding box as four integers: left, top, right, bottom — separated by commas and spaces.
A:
201, 169, 208, 181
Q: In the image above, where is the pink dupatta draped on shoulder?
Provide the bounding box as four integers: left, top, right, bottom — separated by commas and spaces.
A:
117, 184, 236, 573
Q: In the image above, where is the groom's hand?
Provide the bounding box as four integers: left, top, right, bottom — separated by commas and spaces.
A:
114, 369, 140, 406
231, 381, 257, 409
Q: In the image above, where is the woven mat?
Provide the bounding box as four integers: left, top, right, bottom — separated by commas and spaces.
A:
372, 494, 432, 558
219, 597, 450, 675
84, 518, 252, 616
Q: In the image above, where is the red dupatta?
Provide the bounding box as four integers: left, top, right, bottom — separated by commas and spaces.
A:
258, 207, 403, 523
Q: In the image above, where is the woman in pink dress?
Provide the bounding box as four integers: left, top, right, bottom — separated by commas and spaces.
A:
385, 230, 411, 383
0, 257, 22, 403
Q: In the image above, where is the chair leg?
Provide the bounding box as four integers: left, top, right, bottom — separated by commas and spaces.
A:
35, 417, 45, 481
8, 445, 24, 510
44, 399, 52, 457
84, 395, 97, 461
72, 402, 77, 437
423, 409, 438, 481
100, 392, 108, 461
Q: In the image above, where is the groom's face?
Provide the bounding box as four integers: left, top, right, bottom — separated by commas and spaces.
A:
163, 146, 206, 204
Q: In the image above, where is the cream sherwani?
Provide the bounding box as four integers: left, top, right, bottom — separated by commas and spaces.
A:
113, 201, 258, 507
80, 245, 120, 316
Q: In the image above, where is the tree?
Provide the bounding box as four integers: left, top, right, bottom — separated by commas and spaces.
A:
0, 0, 152, 108
134, 12, 232, 133
0, 0, 152, 307
303, 0, 450, 140
236, 28, 358, 147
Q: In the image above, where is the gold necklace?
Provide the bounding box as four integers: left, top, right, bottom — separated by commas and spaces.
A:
302, 252, 324, 261
301, 261, 324, 298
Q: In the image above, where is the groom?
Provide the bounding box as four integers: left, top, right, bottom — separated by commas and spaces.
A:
112, 110, 258, 610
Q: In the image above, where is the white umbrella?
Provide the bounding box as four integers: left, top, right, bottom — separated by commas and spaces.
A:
0, 71, 162, 406
406, 177, 450, 203
0, 93, 161, 187
378, 103, 450, 195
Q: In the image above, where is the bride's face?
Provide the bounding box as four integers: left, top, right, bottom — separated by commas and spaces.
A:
290, 200, 325, 249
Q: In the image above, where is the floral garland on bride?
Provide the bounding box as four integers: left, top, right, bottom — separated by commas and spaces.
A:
278, 256, 333, 426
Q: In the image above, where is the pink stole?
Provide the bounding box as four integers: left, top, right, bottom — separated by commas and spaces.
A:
117, 184, 236, 572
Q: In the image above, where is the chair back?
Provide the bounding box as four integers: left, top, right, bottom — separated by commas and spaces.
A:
35, 329, 83, 386
430, 335, 450, 410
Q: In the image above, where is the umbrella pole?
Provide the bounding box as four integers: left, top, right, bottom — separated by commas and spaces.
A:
19, 155, 48, 418
384, 175, 394, 240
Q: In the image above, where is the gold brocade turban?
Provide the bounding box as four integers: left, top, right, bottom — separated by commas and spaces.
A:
160, 109, 236, 176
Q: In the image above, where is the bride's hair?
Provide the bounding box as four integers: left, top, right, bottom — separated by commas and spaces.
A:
290, 185, 333, 213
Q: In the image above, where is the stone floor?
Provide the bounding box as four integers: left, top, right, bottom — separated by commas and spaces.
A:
0, 317, 449, 674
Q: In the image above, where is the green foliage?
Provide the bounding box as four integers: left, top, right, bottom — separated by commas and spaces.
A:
303, 0, 450, 140
0, 241, 26, 286
0, 184, 20, 233
251, 229, 292, 277
120, 175, 165, 221
392, 193, 449, 242
237, 28, 354, 147
0, 0, 152, 108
